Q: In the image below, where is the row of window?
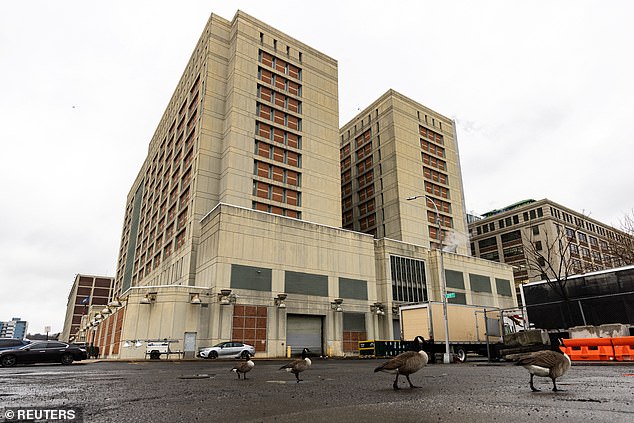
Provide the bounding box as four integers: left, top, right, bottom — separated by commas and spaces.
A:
254, 160, 301, 187
255, 141, 302, 167
253, 201, 301, 219
419, 125, 444, 145
424, 181, 449, 199
427, 210, 453, 228
422, 152, 446, 171
564, 227, 607, 249
357, 156, 373, 174
258, 85, 301, 113
355, 129, 371, 148
259, 50, 302, 80
421, 139, 445, 158
118, 71, 203, 288
258, 68, 301, 96
358, 199, 375, 216
550, 206, 621, 240
256, 103, 301, 131
253, 181, 301, 206
256, 123, 302, 149
423, 166, 448, 185
475, 207, 544, 235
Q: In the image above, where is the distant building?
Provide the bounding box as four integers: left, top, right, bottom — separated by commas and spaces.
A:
469, 198, 629, 292
0, 317, 28, 339
60, 274, 114, 343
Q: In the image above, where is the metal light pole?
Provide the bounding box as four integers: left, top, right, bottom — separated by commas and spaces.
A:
407, 195, 452, 364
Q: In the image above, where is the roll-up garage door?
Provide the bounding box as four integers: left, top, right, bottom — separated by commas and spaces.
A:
286, 314, 322, 355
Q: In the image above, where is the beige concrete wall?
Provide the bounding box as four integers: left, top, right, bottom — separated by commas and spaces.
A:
441, 251, 517, 309
194, 203, 377, 356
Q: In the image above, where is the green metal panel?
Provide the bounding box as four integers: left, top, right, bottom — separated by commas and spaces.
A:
285, 271, 328, 296
469, 273, 492, 293
445, 269, 465, 289
230, 264, 272, 291
339, 277, 368, 300
495, 278, 513, 296
343, 312, 366, 331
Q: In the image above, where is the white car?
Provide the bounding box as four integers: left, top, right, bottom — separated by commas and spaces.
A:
198, 341, 255, 359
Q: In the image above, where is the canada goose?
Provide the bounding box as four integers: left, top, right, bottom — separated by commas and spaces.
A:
279, 348, 311, 383
374, 336, 428, 390
231, 357, 255, 380
514, 342, 571, 392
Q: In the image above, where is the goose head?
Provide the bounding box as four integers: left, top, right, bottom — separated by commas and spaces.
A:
414, 336, 427, 351
301, 348, 311, 359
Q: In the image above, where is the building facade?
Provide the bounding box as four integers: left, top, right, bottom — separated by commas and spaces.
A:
0, 317, 28, 339
339, 90, 469, 255
88, 11, 516, 359
98, 203, 516, 359
469, 198, 629, 291
60, 274, 114, 343
113, 10, 340, 298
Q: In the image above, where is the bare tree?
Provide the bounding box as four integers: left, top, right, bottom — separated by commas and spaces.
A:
522, 218, 588, 327
606, 210, 634, 266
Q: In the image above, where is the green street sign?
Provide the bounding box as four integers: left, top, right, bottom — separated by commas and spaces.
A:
445, 292, 456, 299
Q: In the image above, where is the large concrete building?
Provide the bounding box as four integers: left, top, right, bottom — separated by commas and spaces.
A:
469, 198, 629, 292
339, 90, 469, 255
81, 11, 516, 359
60, 274, 114, 343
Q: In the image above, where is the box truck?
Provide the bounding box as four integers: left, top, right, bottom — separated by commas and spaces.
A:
400, 302, 549, 361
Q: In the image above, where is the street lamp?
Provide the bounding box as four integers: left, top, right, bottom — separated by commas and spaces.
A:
406, 194, 452, 364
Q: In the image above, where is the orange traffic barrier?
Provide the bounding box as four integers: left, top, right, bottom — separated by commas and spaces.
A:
561, 337, 615, 361
611, 336, 634, 361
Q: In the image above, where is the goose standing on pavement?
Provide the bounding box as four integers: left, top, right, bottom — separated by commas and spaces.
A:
374, 336, 428, 390
231, 356, 255, 380
515, 341, 571, 392
279, 348, 311, 383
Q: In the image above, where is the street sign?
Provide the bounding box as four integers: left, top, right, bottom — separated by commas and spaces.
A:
445, 292, 456, 299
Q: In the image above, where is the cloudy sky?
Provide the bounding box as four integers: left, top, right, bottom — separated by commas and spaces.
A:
1, 1, 632, 334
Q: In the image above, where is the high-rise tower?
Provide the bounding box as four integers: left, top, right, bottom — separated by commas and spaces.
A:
114, 11, 340, 295
340, 90, 469, 255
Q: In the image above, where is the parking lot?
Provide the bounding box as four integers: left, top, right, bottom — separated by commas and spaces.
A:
1, 358, 633, 422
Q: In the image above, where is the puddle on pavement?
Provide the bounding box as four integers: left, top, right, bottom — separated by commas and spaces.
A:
179, 374, 215, 379
266, 380, 314, 384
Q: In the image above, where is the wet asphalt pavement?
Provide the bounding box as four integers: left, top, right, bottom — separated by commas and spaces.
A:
0, 358, 633, 422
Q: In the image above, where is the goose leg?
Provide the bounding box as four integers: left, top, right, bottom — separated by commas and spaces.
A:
237, 372, 241, 380
393, 374, 400, 390
552, 378, 562, 392
295, 372, 302, 383
406, 375, 420, 389
529, 374, 540, 392
244, 373, 248, 380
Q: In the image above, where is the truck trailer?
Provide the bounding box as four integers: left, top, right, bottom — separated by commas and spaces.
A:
400, 302, 504, 362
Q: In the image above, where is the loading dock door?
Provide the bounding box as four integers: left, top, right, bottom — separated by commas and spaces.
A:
286, 314, 322, 356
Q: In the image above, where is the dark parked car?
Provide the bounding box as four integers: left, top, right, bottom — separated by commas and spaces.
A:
0, 338, 30, 351
0, 341, 88, 367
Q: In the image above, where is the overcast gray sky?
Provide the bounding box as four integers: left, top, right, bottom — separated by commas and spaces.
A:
1, 1, 632, 335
